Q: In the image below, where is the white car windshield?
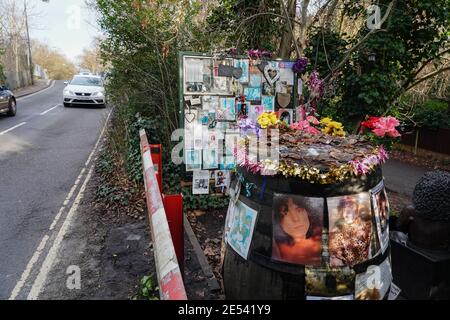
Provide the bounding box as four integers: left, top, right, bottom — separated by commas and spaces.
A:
70, 77, 103, 87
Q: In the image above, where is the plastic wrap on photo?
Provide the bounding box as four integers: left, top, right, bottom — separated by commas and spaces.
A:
224, 179, 241, 243
192, 170, 210, 195
249, 74, 262, 88
202, 149, 218, 169
244, 87, 262, 101
234, 59, 249, 83
185, 149, 202, 171
215, 170, 230, 188
327, 193, 373, 267
305, 266, 355, 297
371, 183, 390, 253
262, 96, 275, 112
355, 257, 392, 300
228, 200, 258, 259
272, 194, 323, 266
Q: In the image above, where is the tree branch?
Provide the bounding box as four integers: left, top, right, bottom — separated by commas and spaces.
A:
406, 65, 450, 91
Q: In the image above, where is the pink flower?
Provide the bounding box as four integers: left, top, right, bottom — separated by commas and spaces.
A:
290, 120, 320, 134
308, 71, 324, 100
372, 116, 401, 138
306, 116, 320, 125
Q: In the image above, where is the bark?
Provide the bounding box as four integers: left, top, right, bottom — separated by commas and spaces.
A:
277, 0, 296, 58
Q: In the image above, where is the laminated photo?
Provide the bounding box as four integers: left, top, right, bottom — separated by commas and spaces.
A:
192, 170, 210, 195
278, 108, 293, 125
202, 149, 218, 169
185, 149, 202, 171
228, 200, 258, 260
224, 179, 241, 243
371, 181, 390, 253
305, 266, 355, 297
278, 62, 295, 86
244, 87, 262, 101
202, 95, 219, 111
184, 57, 213, 93
328, 193, 373, 267
199, 110, 209, 125
215, 170, 230, 188
234, 59, 249, 83
262, 95, 275, 112
272, 194, 323, 266
248, 105, 264, 121
249, 74, 262, 88
206, 129, 219, 149
355, 257, 392, 300
217, 97, 236, 121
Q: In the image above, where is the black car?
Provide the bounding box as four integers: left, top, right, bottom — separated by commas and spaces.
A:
0, 85, 16, 116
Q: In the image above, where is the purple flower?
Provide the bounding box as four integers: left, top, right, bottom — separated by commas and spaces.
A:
247, 49, 272, 59
238, 118, 260, 137
308, 70, 324, 100
227, 47, 238, 55
292, 57, 309, 74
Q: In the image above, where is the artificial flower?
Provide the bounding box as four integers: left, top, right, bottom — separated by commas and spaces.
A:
257, 112, 278, 129
292, 57, 309, 74
308, 71, 324, 100
360, 116, 380, 132
372, 116, 401, 138
306, 116, 320, 125
237, 118, 259, 137
290, 120, 320, 134
321, 119, 346, 137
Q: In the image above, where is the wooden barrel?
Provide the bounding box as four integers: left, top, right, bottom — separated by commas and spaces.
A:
223, 166, 391, 300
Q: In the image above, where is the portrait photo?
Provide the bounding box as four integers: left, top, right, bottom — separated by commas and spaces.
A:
272, 194, 323, 266
328, 193, 373, 267
372, 182, 390, 253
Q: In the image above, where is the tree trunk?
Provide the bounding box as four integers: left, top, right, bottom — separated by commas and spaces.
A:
278, 0, 297, 58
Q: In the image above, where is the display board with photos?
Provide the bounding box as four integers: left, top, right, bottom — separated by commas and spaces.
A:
224, 177, 393, 300
180, 52, 297, 195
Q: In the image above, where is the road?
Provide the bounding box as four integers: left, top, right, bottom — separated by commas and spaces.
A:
0, 80, 110, 299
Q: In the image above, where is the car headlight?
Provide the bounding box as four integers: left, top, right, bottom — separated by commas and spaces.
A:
92, 91, 104, 97
64, 90, 75, 96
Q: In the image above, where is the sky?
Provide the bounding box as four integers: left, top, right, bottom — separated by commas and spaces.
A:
28, 0, 101, 64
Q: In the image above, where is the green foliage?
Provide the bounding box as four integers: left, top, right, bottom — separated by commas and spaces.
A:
206, 0, 284, 52
413, 103, 450, 130
135, 275, 159, 300
308, 0, 450, 128
182, 187, 230, 210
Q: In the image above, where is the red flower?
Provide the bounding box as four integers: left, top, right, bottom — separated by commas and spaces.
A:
360, 116, 380, 132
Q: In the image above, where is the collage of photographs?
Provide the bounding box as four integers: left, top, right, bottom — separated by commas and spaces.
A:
223, 180, 391, 299
182, 54, 297, 195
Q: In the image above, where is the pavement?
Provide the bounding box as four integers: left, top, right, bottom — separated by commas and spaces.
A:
13, 79, 53, 99
0, 80, 110, 299
382, 158, 429, 197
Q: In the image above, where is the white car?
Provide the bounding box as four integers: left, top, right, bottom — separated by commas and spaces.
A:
63, 75, 106, 108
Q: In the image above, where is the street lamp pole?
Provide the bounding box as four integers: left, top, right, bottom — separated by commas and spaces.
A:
24, 0, 34, 85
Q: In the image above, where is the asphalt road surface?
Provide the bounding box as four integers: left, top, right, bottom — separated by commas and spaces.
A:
0, 80, 110, 299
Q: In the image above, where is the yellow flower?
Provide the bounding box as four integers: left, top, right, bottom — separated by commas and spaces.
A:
321, 118, 346, 137
320, 117, 332, 125
258, 112, 278, 129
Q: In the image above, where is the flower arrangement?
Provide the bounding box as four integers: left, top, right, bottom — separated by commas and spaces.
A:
360, 116, 401, 138
257, 112, 278, 129
320, 117, 346, 137
360, 116, 401, 150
